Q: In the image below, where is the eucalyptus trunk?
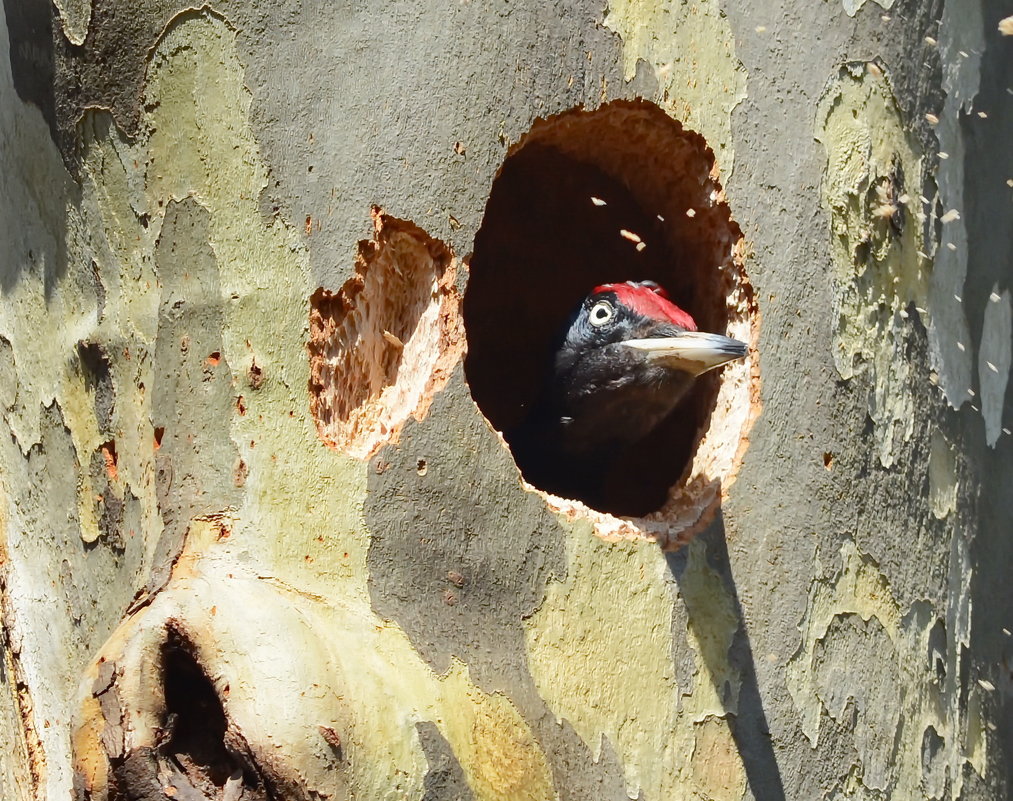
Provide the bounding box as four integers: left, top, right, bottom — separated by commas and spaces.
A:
1, 1, 1010, 800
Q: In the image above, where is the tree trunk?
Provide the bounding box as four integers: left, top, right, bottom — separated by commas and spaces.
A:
1, 1, 1010, 799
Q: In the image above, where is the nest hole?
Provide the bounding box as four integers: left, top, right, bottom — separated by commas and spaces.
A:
309, 209, 464, 459
463, 101, 759, 543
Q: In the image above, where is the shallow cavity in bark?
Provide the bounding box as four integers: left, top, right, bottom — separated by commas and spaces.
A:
309, 209, 463, 459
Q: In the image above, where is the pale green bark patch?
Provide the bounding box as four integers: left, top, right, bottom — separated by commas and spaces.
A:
818, 65, 929, 468
52, 0, 92, 45
602, 0, 746, 175
978, 288, 1011, 447
525, 528, 745, 799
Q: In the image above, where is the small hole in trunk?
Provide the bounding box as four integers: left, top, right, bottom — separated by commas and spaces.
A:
152, 628, 272, 800
161, 630, 232, 785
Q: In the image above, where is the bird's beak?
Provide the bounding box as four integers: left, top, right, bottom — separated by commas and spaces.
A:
622, 331, 748, 376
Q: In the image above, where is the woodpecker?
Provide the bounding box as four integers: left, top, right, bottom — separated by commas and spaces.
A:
509, 280, 747, 512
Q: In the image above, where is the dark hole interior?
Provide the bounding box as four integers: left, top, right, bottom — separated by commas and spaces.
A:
162, 630, 232, 784
160, 629, 267, 797
464, 124, 728, 516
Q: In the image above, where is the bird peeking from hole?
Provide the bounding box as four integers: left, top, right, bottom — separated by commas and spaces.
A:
508, 280, 748, 515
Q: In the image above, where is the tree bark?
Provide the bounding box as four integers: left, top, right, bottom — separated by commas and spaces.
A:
1, 1, 1010, 799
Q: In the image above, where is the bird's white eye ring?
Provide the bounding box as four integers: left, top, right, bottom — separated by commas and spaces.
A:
589, 300, 615, 327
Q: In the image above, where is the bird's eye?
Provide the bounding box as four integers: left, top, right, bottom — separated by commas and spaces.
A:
588, 300, 615, 327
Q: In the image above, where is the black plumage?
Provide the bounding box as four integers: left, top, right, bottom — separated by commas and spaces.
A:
508, 280, 747, 513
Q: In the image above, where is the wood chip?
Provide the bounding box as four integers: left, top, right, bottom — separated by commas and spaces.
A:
940, 209, 960, 223
619, 229, 642, 243
1002, 16, 1013, 36
635, 242, 647, 252
991, 291, 1002, 302
987, 361, 999, 373
925, 113, 939, 125
938, 151, 950, 159
978, 678, 996, 692
591, 196, 607, 206
319, 725, 343, 748
223, 772, 244, 801
686, 208, 696, 218
382, 330, 404, 349
978, 111, 988, 119
924, 36, 937, 46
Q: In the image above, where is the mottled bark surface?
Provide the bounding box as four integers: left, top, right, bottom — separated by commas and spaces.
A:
0, 1, 1011, 800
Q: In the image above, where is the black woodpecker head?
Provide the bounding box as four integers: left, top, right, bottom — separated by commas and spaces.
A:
510, 280, 747, 512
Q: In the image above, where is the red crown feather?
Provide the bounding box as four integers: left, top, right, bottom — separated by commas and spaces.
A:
592, 281, 697, 331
